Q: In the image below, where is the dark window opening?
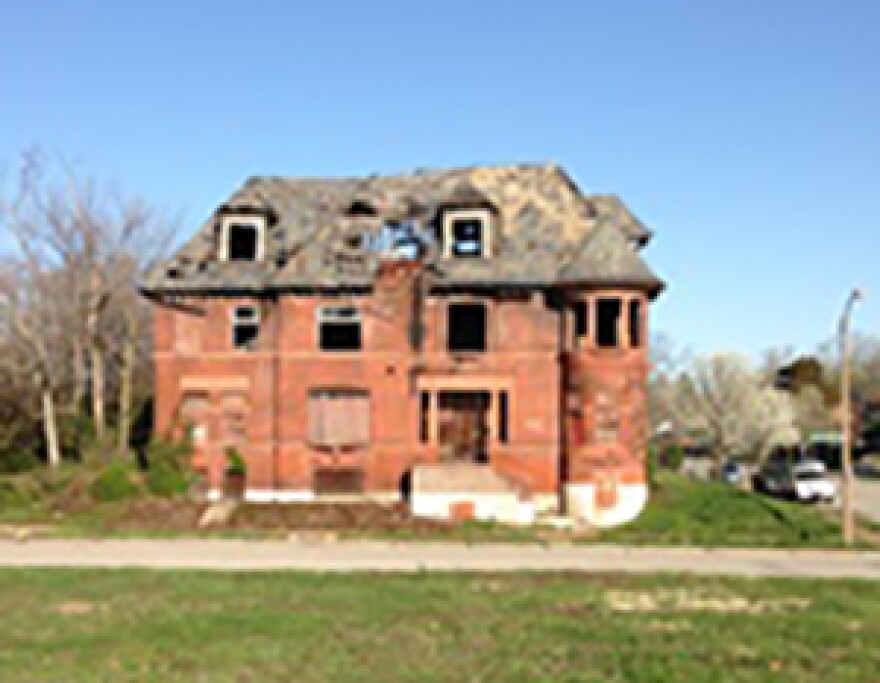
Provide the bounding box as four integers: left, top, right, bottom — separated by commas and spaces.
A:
498, 391, 508, 444
629, 299, 642, 348
232, 306, 259, 350
574, 301, 588, 344
227, 223, 259, 261
345, 200, 377, 217
419, 392, 430, 443
319, 306, 362, 351
314, 467, 364, 494
448, 303, 487, 352
596, 298, 621, 349
450, 218, 485, 257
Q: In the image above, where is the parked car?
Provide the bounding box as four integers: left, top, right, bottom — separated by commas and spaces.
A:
790, 460, 836, 503
719, 460, 743, 486
854, 455, 880, 479
754, 457, 836, 503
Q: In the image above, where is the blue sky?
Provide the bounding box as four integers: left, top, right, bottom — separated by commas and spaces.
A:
1, 0, 877, 356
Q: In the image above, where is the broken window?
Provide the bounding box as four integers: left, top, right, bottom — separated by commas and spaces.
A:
450, 218, 484, 257
225, 222, 261, 261
498, 391, 509, 444
596, 298, 621, 349
629, 299, 642, 348
318, 306, 362, 351
574, 301, 589, 346
443, 210, 491, 258
345, 200, 377, 217
308, 389, 370, 447
448, 303, 487, 352
419, 391, 430, 444
231, 305, 260, 350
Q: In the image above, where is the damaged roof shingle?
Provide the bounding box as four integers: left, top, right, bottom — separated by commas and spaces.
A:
142, 163, 662, 295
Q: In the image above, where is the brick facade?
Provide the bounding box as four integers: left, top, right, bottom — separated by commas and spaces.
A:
153, 274, 650, 511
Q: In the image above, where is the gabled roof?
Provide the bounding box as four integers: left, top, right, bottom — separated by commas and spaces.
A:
559, 218, 664, 292
142, 163, 662, 295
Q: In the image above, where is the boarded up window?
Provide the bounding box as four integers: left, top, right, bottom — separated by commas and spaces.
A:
308, 389, 370, 447
594, 390, 620, 443
180, 392, 210, 444
314, 467, 365, 494
181, 392, 210, 414
222, 392, 248, 441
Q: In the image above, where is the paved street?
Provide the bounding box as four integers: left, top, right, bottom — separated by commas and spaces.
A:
829, 474, 880, 523
1, 540, 879, 578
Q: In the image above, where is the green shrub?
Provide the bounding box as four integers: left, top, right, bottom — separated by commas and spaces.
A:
662, 444, 685, 471
89, 461, 140, 502
0, 449, 39, 474
146, 436, 193, 469
146, 461, 190, 497
224, 447, 247, 476
646, 446, 658, 489
144, 436, 193, 498
58, 413, 98, 461
0, 480, 31, 508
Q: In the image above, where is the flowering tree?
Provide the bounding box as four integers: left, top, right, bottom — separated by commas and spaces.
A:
670, 353, 799, 465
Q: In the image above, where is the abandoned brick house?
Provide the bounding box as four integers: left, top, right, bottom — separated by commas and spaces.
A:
142, 164, 664, 527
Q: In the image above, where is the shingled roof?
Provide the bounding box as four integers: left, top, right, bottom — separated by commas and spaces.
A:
142, 163, 663, 296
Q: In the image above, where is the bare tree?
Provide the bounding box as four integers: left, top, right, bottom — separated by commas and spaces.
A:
0, 258, 73, 467
0, 151, 172, 464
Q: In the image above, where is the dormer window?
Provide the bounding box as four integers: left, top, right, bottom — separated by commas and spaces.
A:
442, 209, 492, 259
220, 216, 265, 262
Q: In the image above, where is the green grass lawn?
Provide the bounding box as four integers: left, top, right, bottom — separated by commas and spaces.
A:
0, 569, 878, 682
597, 472, 859, 547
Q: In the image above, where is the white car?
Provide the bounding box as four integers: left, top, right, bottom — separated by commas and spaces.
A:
791, 460, 836, 503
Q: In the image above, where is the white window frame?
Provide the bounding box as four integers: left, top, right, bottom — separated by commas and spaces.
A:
316, 305, 362, 351
231, 304, 260, 350
442, 208, 492, 259
220, 215, 266, 262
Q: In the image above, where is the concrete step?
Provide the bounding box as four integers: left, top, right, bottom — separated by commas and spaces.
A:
412, 463, 518, 495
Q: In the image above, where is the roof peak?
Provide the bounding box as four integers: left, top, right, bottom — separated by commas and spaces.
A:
243, 162, 558, 185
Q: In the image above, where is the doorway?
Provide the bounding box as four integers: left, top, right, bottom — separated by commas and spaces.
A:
436, 391, 491, 464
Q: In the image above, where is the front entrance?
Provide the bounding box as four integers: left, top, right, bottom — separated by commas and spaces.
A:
437, 391, 490, 464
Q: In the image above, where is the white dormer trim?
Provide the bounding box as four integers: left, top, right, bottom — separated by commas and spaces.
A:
219, 215, 267, 262
442, 208, 493, 259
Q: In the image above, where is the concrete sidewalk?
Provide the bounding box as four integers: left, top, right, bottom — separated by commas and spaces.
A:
1, 539, 879, 578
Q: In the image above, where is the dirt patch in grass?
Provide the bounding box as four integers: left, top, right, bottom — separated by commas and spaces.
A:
604, 588, 812, 614
74, 499, 454, 536
54, 600, 96, 616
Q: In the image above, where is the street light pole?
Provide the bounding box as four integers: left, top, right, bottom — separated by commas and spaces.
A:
839, 288, 864, 546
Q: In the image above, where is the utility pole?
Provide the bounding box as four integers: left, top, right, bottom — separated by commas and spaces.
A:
839, 288, 864, 546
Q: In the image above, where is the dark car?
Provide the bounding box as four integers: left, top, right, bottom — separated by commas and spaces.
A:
720, 460, 743, 485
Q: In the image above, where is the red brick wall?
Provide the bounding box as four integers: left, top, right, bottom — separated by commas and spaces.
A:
152, 284, 649, 499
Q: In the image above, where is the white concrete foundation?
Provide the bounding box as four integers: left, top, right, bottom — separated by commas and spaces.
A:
411, 492, 536, 525
565, 482, 648, 528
